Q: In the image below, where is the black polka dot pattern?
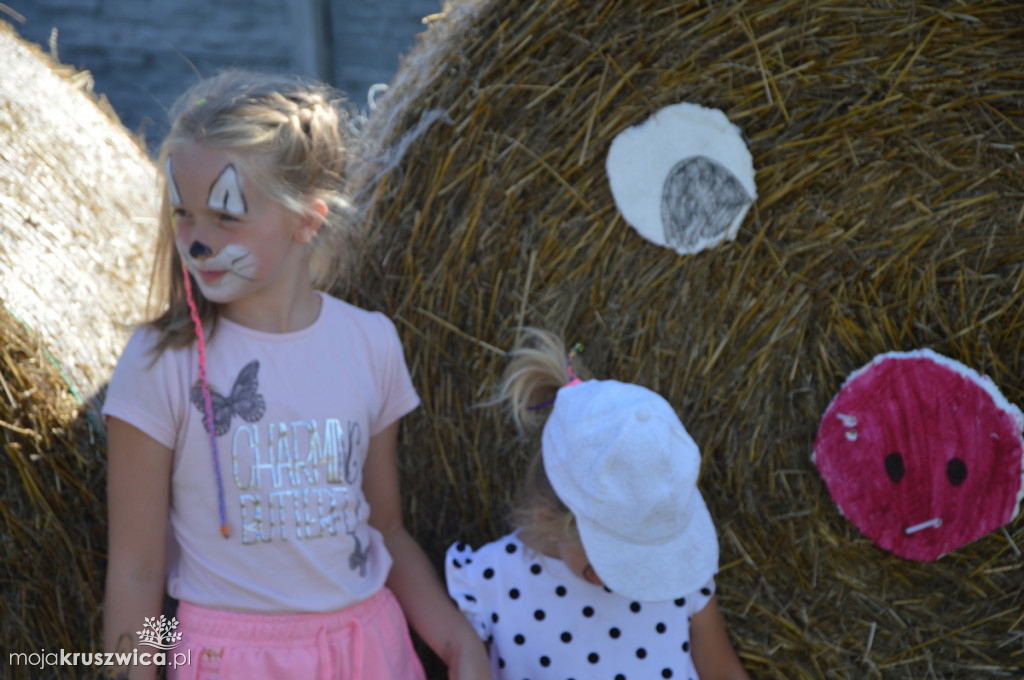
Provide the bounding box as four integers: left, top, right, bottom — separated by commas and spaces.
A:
444, 533, 716, 680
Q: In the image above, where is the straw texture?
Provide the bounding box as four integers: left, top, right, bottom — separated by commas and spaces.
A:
0, 21, 156, 401
346, 2, 1024, 677
0, 20, 155, 679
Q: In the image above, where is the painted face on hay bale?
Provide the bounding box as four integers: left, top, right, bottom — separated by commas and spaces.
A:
346, 3, 1024, 676
606, 102, 756, 256
813, 349, 1024, 562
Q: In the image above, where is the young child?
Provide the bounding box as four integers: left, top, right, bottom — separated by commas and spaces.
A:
101, 71, 489, 679
446, 329, 751, 680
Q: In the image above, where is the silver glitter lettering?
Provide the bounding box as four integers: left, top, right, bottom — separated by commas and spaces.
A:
320, 488, 341, 537
324, 419, 362, 484
267, 422, 291, 488
232, 425, 258, 490
267, 490, 293, 541
291, 420, 319, 485
250, 424, 277, 489
239, 493, 270, 545
231, 418, 368, 545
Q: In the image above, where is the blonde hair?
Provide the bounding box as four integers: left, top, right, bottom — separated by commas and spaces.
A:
148, 70, 355, 353
494, 328, 589, 552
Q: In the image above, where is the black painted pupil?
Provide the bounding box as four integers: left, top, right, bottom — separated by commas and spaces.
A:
884, 452, 905, 483
947, 457, 967, 486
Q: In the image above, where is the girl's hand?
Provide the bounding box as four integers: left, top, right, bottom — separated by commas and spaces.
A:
444, 625, 491, 680
363, 422, 492, 679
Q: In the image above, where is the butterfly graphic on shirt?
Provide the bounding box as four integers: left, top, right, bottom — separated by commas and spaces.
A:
342, 496, 370, 577
189, 359, 266, 437
348, 533, 370, 577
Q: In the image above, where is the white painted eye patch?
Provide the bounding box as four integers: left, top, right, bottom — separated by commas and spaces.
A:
208, 164, 247, 214
165, 156, 249, 216
166, 157, 183, 206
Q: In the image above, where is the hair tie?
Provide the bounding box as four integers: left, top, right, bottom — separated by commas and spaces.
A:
565, 342, 584, 387
528, 342, 585, 410
180, 256, 230, 538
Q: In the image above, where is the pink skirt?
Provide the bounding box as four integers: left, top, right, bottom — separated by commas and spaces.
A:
168, 588, 426, 680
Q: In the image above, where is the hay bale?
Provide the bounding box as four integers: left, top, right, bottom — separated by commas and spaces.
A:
347, 1, 1024, 677
0, 304, 106, 676
0, 20, 156, 402
0, 20, 156, 678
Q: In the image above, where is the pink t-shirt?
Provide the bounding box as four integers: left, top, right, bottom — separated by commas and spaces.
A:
103, 293, 420, 613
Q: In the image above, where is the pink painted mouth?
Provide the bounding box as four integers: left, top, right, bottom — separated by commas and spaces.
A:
198, 270, 227, 284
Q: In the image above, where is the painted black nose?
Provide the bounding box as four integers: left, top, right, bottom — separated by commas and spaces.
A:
189, 241, 213, 258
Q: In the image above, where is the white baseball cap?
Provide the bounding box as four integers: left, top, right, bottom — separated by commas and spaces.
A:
542, 379, 719, 601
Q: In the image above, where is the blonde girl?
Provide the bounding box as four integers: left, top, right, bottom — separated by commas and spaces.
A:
446, 328, 750, 680
102, 71, 489, 679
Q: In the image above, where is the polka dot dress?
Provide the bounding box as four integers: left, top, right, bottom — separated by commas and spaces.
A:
445, 532, 715, 680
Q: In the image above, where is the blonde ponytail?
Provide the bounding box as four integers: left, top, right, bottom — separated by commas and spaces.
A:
494, 328, 590, 552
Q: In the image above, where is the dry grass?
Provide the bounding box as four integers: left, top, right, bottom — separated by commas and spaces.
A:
0, 20, 154, 679
346, 1, 1024, 677
0, 20, 156, 401
0, 302, 107, 678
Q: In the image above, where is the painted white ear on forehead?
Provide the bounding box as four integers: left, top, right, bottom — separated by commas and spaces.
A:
166, 156, 183, 206
208, 164, 247, 214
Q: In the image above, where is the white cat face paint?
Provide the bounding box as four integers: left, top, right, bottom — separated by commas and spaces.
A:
207, 164, 247, 215
175, 239, 258, 301
167, 153, 258, 301
166, 145, 303, 306
166, 157, 183, 206
167, 156, 248, 218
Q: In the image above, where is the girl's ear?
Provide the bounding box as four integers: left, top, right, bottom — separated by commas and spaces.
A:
295, 197, 328, 244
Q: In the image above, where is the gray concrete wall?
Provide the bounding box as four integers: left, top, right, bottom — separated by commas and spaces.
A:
327, 0, 441, 105
8, 0, 440, 150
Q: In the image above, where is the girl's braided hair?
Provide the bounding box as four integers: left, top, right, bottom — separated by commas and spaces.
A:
148, 70, 356, 353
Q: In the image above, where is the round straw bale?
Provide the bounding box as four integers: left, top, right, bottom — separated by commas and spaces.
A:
0, 303, 106, 677
0, 20, 155, 677
0, 20, 156, 402
347, 2, 1024, 677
